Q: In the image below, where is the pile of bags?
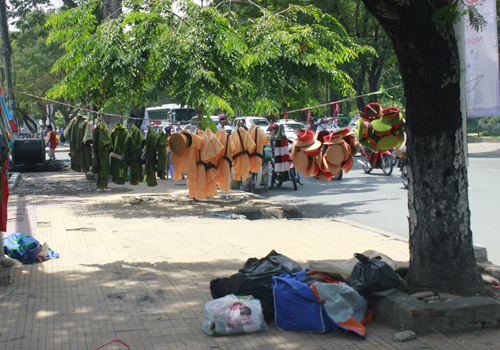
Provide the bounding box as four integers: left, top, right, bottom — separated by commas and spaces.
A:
292, 128, 359, 182
203, 250, 401, 338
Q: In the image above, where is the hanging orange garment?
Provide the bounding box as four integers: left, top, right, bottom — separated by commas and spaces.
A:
188, 131, 218, 200
205, 129, 224, 197
230, 127, 256, 181
215, 129, 235, 192
170, 130, 203, 181
248, 125, 270, 173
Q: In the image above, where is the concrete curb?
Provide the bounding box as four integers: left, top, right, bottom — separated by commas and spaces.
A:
369, 291, 500, 334
468, 137, 500, 143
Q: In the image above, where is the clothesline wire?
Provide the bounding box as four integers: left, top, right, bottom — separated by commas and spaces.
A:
9, 84, 402, 123
280, 84, 401, 117
9, 89, 132, 119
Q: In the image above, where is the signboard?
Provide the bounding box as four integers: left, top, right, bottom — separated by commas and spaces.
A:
465, 0, 500, 117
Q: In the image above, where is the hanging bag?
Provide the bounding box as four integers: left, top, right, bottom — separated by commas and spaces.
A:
349, 253, 400, 295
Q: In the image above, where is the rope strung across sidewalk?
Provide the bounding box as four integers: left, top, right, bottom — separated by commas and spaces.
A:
9, 84, 402, 122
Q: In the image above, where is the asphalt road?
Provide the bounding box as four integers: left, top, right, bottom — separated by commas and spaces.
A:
50, 140, 500, 265
260, 141, 500, 266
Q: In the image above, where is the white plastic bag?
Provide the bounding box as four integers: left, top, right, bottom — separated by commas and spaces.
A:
202, 294, 268, 336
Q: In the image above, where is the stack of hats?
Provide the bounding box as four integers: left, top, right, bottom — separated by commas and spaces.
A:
317, 128, 359, 181
292, 128, 359, 182
354, 103, 405, 153
292, 129, 323, 178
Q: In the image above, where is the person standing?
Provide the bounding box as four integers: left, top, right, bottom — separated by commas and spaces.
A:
217, 114, 228, 130
47, 125, 57, 161
316, 119, 330, 132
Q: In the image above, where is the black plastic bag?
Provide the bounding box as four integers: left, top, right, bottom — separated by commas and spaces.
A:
210, 250, 302, 320
349, 253, 399, 295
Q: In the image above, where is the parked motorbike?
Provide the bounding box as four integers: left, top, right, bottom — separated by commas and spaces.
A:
359, 147, 393, 176
269, 141, 301, 191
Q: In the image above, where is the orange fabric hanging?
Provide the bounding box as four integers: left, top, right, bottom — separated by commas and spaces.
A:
204, 129, 224, 197
248, 125, 269, 173
215, 129, 235, 192
230, 127, 256, 182
171, 130, 203, 181
187, 131, 216, 200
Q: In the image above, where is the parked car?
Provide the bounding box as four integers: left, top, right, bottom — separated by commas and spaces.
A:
233, 116, 270, 130
265, 120, 305, 141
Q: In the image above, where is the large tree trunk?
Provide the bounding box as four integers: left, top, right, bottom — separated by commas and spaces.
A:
102, 0, 122, 19
361, 0, 484, 295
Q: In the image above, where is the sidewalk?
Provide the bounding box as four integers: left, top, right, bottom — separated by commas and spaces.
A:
0, 154, 499, 349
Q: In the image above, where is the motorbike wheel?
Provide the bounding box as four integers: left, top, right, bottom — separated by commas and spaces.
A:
382, 154, 393, 176
290, 168, 298, 191
401, 164, 409, 188
333, 170, 343, 180
361, 154, 372, 174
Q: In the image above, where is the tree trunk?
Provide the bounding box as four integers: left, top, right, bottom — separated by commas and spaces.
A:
0, 0, 15, 127
102, 0, 122, 20
361, 0, 484, 295
61, 0, 78, 9
129, 105, 145, 129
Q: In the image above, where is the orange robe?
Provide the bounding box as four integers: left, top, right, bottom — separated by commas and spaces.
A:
248, 125, 269, 173
171, 130, 203, 181
230, 127, 256, 182
204, 129, 224, 197
215, 129, 235, 192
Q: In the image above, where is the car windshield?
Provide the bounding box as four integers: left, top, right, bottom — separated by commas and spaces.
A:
250, 119, 269, 127
284, 122, 304, 131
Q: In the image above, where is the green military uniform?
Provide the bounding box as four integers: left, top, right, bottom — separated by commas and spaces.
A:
144, 126, 159, 187
156, 129, 168, 180
92, 121, 112, 189
130, 126, 145, 185
64, 115, 92, 172
110, 122, 131, 185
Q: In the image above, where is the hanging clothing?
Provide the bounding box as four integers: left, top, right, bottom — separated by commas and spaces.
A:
156, 130, 168, 180
215, 129, 235, 192
273, 126, 290, 173
248, 125, 269, 173
110, 122, 132, 185
230, 127, 256, 181
64, 115, 92, 172
170, 130, 203, 181
130, 125, 146, 185
144, 126, 160, 186
187, 130, 217, 200
204, 129, 224, 198
92, 121, 112, 189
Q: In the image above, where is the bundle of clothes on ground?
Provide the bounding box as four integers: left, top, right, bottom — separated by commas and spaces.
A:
204, 250, 401, 338
3, 232, 59, 264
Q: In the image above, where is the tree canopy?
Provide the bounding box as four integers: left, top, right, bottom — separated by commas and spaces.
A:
46, 0, 369, 117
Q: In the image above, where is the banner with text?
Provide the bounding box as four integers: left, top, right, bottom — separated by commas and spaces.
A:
465, 0, 500, 117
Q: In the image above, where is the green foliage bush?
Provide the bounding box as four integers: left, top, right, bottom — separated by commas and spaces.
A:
468, 117, 500, 137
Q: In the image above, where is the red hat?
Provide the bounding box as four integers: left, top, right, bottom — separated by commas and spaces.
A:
219, 114, 227, 121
